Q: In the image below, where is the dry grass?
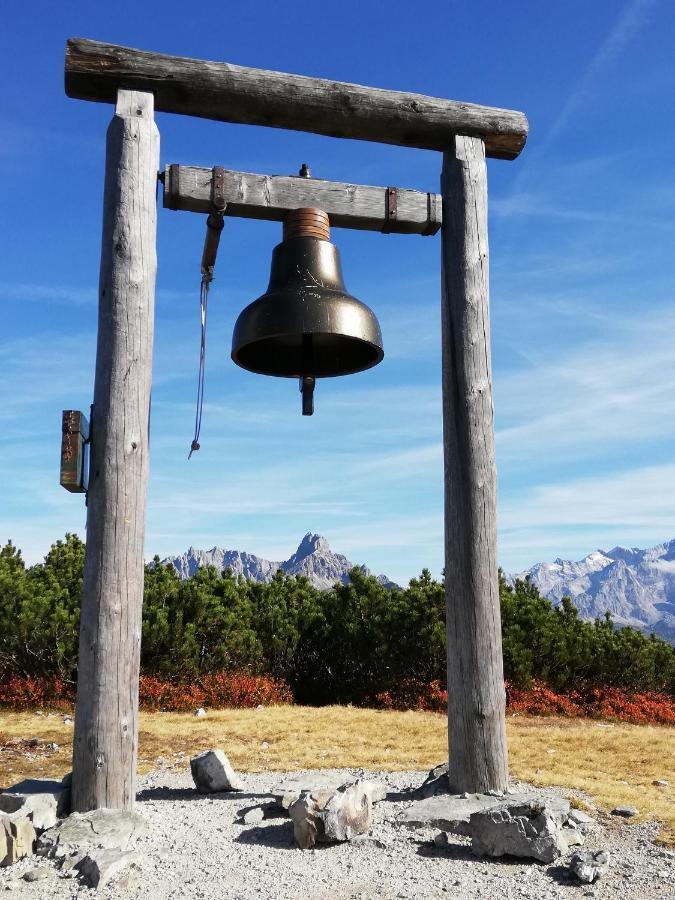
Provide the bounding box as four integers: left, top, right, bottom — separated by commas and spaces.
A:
1, 707, 673, 843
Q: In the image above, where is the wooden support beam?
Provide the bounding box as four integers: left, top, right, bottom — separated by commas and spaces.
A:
440, 136, 508, 793
65, 38, 528, 160
71, 89, 159, 812
163, 165, 442, 235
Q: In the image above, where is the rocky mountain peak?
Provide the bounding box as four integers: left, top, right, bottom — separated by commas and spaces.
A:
161, 534, 395, 592
515, 538, 675, 644
293, 533, 331, 560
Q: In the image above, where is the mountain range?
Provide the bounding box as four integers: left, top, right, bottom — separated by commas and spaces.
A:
162, 535, 675, 643
162, 532, 395, 591
513, 539, 675, 643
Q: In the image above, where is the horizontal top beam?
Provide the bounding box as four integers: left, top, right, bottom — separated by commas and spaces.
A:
65, 39, 528, 160
163, 165, 442, 236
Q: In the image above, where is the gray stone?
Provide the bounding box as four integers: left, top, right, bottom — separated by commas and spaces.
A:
350, 834, 389, 849
288, 781, 373, 850
239, 806, 265, 825
76, 848, 141, 888
416, 763, 450, 798
397, 791, 570, 837
569, 849, 610, 883
190, 749, 243, 793
469, 799, 572, 863
59, 851, 87, 877
37, 808, 147, 857
611, 806, 638, 818
562, 822, 585, 847
568, 808, 595, 830
22, 866, 55, 882
0, 778, 70, 831
272, 773, 350, 809
275, 777, 385, 812
0, 813, 36, 867
194, 707, 207, 717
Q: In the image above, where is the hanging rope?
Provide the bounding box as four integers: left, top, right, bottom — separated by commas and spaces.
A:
188, 270, 211, 458
189, 201, 225, 459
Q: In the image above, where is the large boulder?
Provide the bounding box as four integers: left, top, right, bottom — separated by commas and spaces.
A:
273, 776, 386, 811
37, 809, 147, 859
398, 791, 570, 837
469, 799, 576, 863
288, 781, 373, 850
0, 778, 70, 831
190, 750, 243, 793
0, 812, 36, 867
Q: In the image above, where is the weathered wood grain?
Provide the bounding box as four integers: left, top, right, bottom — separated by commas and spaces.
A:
65, 38, 528, 160
163, 165, 441, 235
440, 136, 508, 793
71, 89, 159, 812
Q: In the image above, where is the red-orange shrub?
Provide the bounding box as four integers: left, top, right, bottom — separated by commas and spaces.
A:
375, 678, 675, 725
139, 672, 293, 711
0, 675, 75, 709
0, 672, 292, 712
506, 680, 675, 725
375, 678, 447, 712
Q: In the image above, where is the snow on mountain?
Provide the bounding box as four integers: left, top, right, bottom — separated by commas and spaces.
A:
161, 533, 396, 591
514, 539, 675, 643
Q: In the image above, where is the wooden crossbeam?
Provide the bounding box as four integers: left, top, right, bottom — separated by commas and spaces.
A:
65, 39, 528, 160
163, 165, 442, 236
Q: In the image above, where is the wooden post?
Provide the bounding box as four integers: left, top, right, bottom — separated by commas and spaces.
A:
440, 135, 508, 794
71, 89, 159, 812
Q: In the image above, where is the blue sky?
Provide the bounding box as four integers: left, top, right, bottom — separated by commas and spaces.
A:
1, 0, 673, 584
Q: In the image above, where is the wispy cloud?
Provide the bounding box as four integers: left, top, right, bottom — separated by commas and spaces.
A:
541, 0, 658, 152
495, 303, 675, 466
500, 461, 675, 571
0, 282, 96, 306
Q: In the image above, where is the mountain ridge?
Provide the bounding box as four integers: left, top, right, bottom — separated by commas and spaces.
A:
162, 532, 396, 591
162, 534, 675, 643
513, 538, 675, 643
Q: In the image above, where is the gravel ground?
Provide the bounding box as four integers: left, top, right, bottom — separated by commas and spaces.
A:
1, 768, 673, 899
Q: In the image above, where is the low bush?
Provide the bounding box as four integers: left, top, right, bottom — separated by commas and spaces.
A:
0, 672, 292, 712
139, 671, 293, 711
373, 677, 675, 725
506, 680, 675, 725
1, 673, 673, 723
0, 674, 75, 709
375, 678, 447, 713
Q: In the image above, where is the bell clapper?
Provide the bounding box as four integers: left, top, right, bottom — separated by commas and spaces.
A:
300, 376, 315, 416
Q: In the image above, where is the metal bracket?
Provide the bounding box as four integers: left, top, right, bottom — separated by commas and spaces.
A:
423, 192, 441, 236
383, 186, 398, 233
210, 166, 226, 211
165, 164, 180, 210
201, 167, 227, 277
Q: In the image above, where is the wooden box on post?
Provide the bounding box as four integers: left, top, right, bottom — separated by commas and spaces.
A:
60, 410, 89, 493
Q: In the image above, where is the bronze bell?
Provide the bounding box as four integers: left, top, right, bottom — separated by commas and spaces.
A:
231, 207, 383, 415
